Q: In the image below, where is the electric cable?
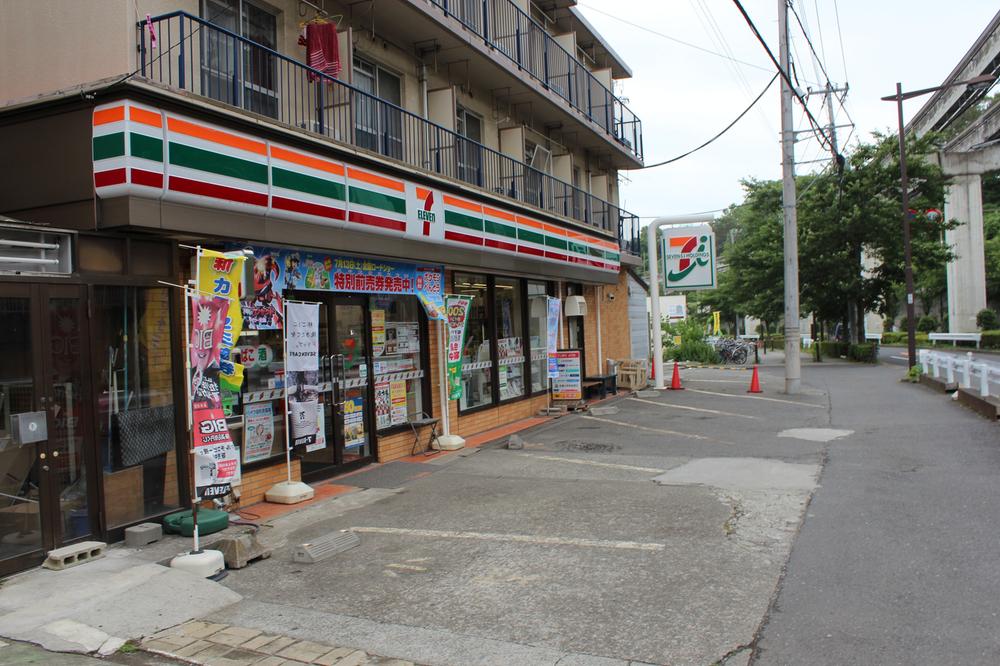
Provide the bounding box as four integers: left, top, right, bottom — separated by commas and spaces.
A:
789, 1, 831, 86
641, 72, 779, 169
730, 0, 838, 158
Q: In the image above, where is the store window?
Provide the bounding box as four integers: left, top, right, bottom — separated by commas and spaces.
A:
495, 277, 525, 400
454, 273, 492, 410
233, 327, 286, 465
527, 281, 549, 394
93, 287, 181, 529
371, 295, 427, 429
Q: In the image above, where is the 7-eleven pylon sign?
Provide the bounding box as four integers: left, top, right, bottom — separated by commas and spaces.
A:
662, 224, 717, 291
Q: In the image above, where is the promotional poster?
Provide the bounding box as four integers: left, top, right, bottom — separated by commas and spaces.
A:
444, 295, 473, 400
285, 301, 321, 448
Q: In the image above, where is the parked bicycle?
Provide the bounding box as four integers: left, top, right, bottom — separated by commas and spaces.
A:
714, 338, 752, 365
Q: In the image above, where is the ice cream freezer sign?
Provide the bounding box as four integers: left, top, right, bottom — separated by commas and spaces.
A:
662, 224, 717, 291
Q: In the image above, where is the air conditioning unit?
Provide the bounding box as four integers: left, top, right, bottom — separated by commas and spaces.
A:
565, 295, 587, 317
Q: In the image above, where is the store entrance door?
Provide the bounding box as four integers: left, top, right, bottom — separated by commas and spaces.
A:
299, 294, 375, 481
0, 284, 97, 577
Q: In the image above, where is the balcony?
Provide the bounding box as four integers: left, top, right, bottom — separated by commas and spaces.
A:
137, 11, 640, 253
425, 0, 644, 163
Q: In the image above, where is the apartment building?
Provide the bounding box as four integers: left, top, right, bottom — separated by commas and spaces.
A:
0, 0, 645, 575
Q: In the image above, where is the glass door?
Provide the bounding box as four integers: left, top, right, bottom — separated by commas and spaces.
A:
331, 296, 374, 467
0, 284, 96, 577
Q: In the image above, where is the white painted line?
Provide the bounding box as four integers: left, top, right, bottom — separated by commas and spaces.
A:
581, 415, 724, 442
514, 452, 665, 474
685, 388, 825, 408
629, 397, 758, 419
682, 378, 753, 384
350, 526, 666, 551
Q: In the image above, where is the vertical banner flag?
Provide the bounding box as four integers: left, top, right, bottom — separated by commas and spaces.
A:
712, 311, 721, 335
444, 294, 472, 400
189, 293, 241, 498
198, 249, 246, 391
662, 224, 717, 291
285, 302, 321, 448
546, 296, 561, 379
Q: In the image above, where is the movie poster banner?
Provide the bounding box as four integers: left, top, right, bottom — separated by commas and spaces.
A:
444, 295, 472, 400
233, 245, 445, 327
285, 302, 321, 448
189, 293, 241, 498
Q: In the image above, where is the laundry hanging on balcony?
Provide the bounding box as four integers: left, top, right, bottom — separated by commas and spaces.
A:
299, 20, 341, 82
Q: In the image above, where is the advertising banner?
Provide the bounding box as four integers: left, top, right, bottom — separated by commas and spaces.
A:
242, 402, 274, 464
546, 296, 561, 379
375, 381, 391, 430
189, 293, 241, 498
662, 224, 717, 291
234, 245, 445, 325
344, 397, 366, 448
390, 379, 408, 425
371, 309, 386, 356
198, 249, 246, 391
285, 302, 320, 448
444, 295, 473, 400
551, 350, 583, 401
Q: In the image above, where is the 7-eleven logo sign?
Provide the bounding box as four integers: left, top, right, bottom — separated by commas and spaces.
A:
663, 225, 716, 290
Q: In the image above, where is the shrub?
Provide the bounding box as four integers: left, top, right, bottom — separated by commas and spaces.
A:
668, 339, 721, 364
881, 331, 906, 344
977, 309, 999, 331
917, 315, 939, 333
982, 330, 1000, 349
819, 341, 849, 358
848, 343, 878, 363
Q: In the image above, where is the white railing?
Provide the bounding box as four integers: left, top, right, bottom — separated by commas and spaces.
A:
919, 350, 1000, 398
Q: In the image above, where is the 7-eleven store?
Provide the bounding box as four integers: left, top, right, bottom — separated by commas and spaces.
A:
0, 93, 637, 574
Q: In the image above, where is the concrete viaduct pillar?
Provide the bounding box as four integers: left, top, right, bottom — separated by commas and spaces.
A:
942, 154, 991, 333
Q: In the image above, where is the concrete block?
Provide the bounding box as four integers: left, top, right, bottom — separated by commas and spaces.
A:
124, 522, 162, 548
214, 530, 271, 569
42, 541, 106, 570
506, 434, 525, 450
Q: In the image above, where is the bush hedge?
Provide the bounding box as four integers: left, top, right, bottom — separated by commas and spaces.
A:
667, 339, 721, 364
982, 330, 1000, 349
819, 341, 849, 358
848, 343, 878, 363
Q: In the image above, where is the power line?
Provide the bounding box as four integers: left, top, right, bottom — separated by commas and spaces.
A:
578, 3, 776, 76
832, 0, 850, 83
641, 72, 779, 169
788, 0, 831, 86
730, 0, 838, 158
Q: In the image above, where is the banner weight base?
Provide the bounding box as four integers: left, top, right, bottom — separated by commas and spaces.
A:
265, 481, 315, 504
433, 434, 465, 451
170, 549, 226, 578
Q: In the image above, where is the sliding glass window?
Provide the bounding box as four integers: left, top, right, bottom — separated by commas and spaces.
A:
454, 273, 492, 410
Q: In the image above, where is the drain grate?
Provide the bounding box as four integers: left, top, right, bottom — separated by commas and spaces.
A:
292, 531, 360, 563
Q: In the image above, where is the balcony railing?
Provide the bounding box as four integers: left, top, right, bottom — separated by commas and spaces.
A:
136, 11, 639, 251
428, 0, 643, 162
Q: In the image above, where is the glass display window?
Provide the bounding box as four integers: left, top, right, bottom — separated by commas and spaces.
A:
495, 277, 525, 400
454, 273, 493, 411
370, 295, 426, 431
527, 280, 550, 394
232, 327, 287, 465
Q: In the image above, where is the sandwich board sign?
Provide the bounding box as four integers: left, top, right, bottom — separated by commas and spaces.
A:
662, 224, 716, 291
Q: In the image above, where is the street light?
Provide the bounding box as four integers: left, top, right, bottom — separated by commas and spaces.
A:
880, 73, 997, 368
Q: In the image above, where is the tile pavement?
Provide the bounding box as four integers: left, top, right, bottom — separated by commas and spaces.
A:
141, 621, 416, 666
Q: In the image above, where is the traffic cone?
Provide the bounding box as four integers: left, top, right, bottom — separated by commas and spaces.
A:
669, 362, 684, 390
748, 365, 762, 393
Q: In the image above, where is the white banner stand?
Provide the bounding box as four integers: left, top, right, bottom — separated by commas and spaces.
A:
434, 320, 465, 450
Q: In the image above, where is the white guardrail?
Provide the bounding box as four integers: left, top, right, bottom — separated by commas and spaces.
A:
918, 350, 1000, 399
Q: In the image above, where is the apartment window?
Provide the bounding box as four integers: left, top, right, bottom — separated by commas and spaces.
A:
201, 0, 279, 118
353, 57, 403, 159
524, 141, 551, 209
456, 106, 483, 186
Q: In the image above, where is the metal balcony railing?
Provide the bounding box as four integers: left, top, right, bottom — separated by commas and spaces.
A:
136, 12, 639, 251
428, 0, 643, 162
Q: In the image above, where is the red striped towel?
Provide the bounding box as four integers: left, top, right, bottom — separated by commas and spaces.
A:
299, 22, 341, 82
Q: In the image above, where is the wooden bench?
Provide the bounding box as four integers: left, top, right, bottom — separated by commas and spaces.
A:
928, 332, 982, 349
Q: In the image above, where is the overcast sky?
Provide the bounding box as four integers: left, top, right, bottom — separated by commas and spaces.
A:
576, 0, 999, 220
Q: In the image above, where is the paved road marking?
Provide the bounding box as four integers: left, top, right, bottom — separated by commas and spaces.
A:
685, 388, 826, 408
514, 452, 666, 474
350, 526, 666, 551
581, 415, 724, 442
629, 397, 758, 419
682, 378, 754, 384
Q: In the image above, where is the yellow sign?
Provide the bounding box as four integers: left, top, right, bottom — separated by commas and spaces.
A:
673, 335, 683, 346
198, 249, 246, 390
712, 311, 721, 335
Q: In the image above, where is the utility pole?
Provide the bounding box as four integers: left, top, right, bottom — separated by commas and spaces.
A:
778, 0, 800, 394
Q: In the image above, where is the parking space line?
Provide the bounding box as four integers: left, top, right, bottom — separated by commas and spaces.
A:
581, 415, 725, 442
513, 452, 666, 474
628, 397, 758, 419
685, 388, 826, 408
350, 526, 666, 551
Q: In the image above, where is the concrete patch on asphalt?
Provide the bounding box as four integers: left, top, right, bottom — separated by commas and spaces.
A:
588, 405, 619, 415
652, 457, 819, 491
778, 427, 853, 442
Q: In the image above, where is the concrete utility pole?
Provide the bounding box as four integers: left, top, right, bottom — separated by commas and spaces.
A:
778, 0, 801, 394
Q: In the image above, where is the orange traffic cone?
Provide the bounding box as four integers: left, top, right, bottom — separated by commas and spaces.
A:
748, 365, 762, 393
669, 362, 684, 390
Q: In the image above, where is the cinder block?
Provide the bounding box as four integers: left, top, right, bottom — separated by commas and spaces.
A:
42, 541, 106, 570
125, 522, 163, 548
